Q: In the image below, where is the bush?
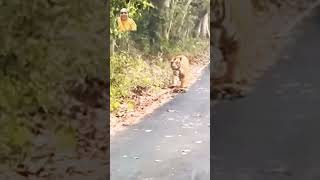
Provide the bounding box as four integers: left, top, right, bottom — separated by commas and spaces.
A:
0, 0, 106, 165
161, 38, 209, 55
110, 52, 171, 112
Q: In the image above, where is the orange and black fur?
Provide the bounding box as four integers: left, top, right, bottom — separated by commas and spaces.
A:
212, 0, 239, 84
170, 55, 190, 88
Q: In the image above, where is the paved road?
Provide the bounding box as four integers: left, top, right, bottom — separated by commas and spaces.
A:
110, 66, 210, 180
213, 6, 320, 180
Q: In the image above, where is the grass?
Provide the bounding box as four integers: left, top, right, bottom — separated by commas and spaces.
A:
110, 52, 172, 113
110, 38, 209, 113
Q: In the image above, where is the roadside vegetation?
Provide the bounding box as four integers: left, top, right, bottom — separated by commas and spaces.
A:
0, 0, 315, 178
110, 0, 210, 116
0, 0, 106, 172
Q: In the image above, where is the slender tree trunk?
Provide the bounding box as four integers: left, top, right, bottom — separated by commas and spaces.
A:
196, 19, 203, 38
110, 38, 115, 56
148, 0, 171, 53
200, 11, 210, 38
165, 0, 177, 40
194, 9, 207, 38
160, 0, 171, 38
148, 14, 161, 54
177, 0, 193, 34
163, 0, 171, 8
183, 27, 190, 39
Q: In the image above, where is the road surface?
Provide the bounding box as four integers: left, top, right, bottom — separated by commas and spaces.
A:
110, 66, 210, 180
213, 6, 320, 180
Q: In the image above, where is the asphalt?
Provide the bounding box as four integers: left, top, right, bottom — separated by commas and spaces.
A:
110, 66, 210, 180
212, 6, 320, 180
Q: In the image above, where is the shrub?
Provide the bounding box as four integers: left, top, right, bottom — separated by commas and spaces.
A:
110, 52, 171, 112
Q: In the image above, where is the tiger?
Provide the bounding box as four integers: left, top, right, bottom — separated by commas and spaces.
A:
212, 0, 239, 84
170, 55, 190, 89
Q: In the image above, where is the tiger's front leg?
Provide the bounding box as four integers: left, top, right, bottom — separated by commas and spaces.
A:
180, 76, 186, 88
222, 43, 238, 84
179, 69, 188, 88
213, 56, 236, 84
171, 70, 180, 88
214, 30, 239, 84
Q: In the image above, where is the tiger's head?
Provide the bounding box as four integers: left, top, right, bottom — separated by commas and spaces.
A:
170, 56, 182, 70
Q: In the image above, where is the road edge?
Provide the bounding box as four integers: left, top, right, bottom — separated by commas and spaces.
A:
110, 59, 210, 138
279, 0, 320, 37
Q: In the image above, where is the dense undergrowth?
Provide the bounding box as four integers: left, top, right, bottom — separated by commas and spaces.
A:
110, 52, 171, 112
0, 0, 106, 167
110, 38, 209, 113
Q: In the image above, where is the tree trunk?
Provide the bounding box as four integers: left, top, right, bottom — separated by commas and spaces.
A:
183, 27, 190, 39
165, 0, 177, 40
110, 38, 115, 56
200, 11, 210, 38
194, 9, 207, 38
163, 0, 171, 8
196, 19, 203, 38
149, 0, 169, 54
176, 0, 193, 35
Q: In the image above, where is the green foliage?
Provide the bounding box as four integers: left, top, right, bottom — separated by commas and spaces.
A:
0, 0, 106, 114
110, 0, 210, 114
0, 0, 106, 164
161, 38, 209, 55
0, 117, 33, 164
118, 0, 210, 54
110, 53, 171, 112
110, 0, 154, 39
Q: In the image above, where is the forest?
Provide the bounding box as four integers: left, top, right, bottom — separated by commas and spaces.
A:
0, 0, 314, 178
110, 0, 210, 115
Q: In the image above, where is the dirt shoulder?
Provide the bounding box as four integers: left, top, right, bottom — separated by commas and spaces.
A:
110, 50, 210, 137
